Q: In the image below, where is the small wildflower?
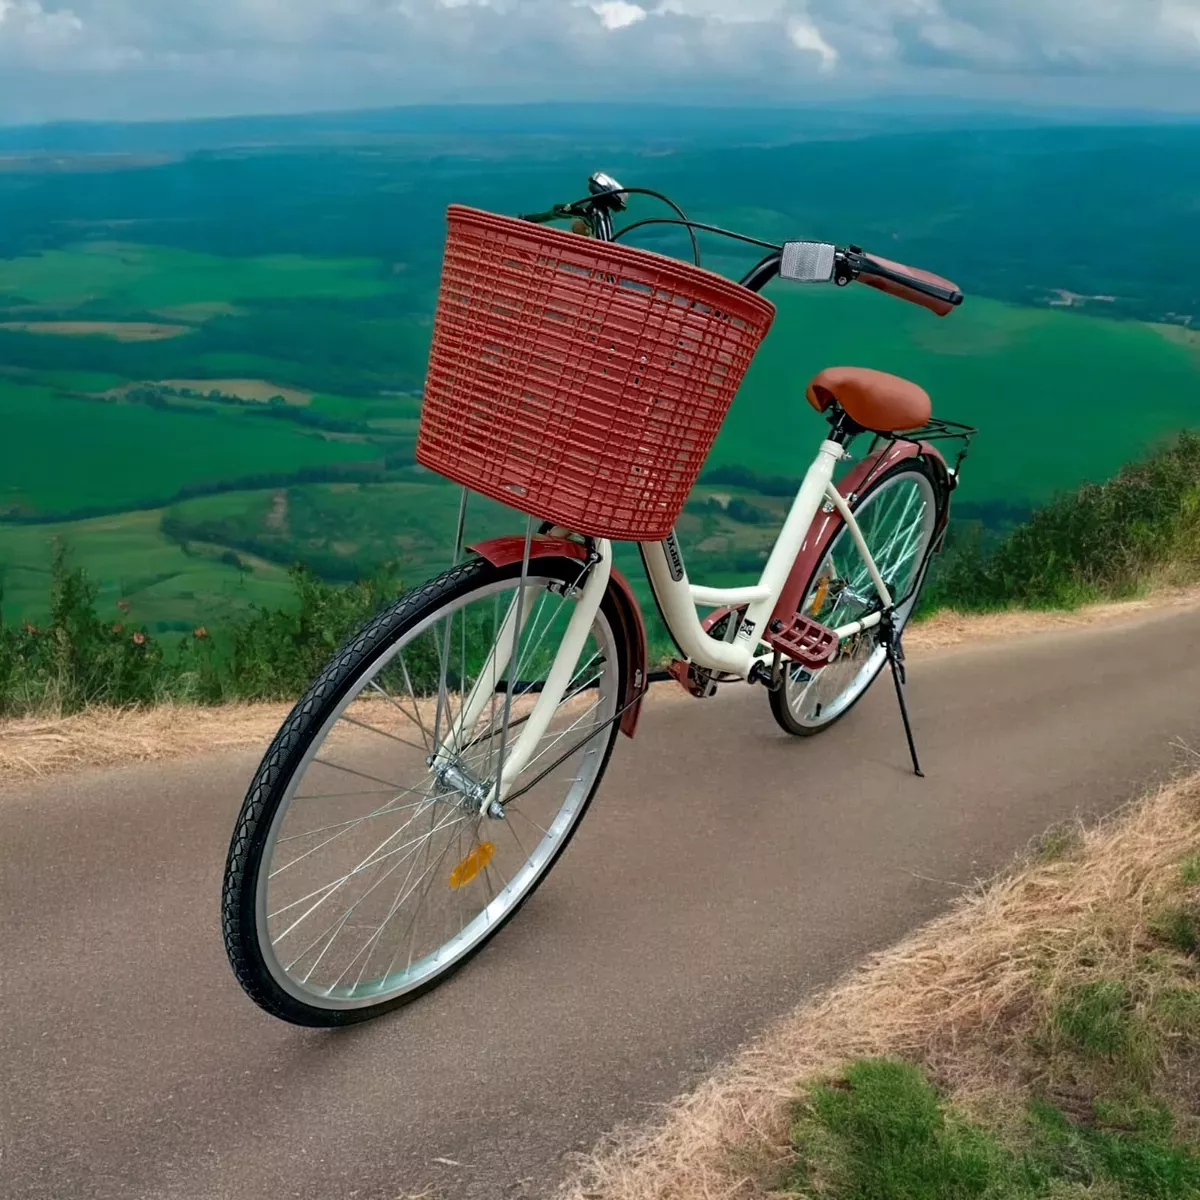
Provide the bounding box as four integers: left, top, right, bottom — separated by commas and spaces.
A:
112, 623, 124, 634
193, 626, 209, 640
22, 620, 37, 635
116, 599, 132, 613
132, 631, 146, 646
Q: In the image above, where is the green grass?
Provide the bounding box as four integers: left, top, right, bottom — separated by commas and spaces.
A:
0, 510, 293, 632
1179, 856, 1200, 887
0, 381, 379, 517
1148, 906, 1200, 956
1051, 981, 1157, 1074
717, 285, 1200, 508
788, 1058, 1200, 1199
0, 242, 397, 310
791, 1059, 1024, 1199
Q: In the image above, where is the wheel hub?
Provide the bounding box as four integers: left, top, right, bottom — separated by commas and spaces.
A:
433, 758, 493, 814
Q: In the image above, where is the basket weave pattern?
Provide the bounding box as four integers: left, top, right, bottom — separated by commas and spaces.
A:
416, 205, 775, 542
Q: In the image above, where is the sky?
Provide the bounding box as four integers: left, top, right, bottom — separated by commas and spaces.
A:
1, 0, 1200, 124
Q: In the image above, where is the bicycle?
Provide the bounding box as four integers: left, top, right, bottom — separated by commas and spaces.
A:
222, 172, 976, 1026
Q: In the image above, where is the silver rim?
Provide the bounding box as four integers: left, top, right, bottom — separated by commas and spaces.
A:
785, 470, 936, 728
254, 571, 619, 1011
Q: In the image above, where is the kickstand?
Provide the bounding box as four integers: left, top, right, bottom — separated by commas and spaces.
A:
881, 612, 924, 778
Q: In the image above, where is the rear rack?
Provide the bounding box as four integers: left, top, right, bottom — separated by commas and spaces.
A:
866, 416, 978, 479
905, 416, 979, 444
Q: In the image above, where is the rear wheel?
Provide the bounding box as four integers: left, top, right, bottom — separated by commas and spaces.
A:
222, 553, 626, 1026
769, 459, 943, 737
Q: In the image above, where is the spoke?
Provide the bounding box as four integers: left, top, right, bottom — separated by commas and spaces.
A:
512, 577, 581, 688
336, 712, 428, 755
481, 854, 499, 916
269, 805, 444, 927
289, 906, 355, 977
380, 797, 448, 984
456, 656, 602, 760
311, 757, 434, 799
508, 806, 552, 839
273, 805, 470, 950
455, 819, 470, 937
293, 787, 409, 801
396, 652, 434, 751
391, 814, 459, 982
515, 697, 603, 779
269, 792, 448, 914
269, 797, 430, 880
287, 806, 455, 981
368, 675, 430, 753
275, 798, 428, 845
326, 813, 467, 995
397, 784, 444, 978
505, 812, 533, 864
513, 590, 554, 681
433, 613, 455, 752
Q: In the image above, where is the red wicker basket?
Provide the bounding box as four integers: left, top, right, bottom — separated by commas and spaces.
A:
416, 205, 776, 542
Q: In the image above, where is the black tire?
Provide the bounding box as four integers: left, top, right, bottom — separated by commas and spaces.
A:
769, 457, 947, 738
222, 554, 628, 1027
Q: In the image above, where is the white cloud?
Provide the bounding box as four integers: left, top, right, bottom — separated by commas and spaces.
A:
787, 16, 837, 69
3, 0, 1200, 121
591, 1, 646, 31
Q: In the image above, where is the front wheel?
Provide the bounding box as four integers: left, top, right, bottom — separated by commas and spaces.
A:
222, 553, 627, 1026
769, 458, 944, 737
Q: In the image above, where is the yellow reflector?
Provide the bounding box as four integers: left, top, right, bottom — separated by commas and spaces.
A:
807, 575, 830, 616
449, 841, 495, 889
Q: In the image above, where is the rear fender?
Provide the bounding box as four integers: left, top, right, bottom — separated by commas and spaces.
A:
467, 536, 647, 738
769, 441, 950, 629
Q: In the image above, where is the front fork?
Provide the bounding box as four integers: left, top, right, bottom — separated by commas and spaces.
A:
431, 538, 613, 815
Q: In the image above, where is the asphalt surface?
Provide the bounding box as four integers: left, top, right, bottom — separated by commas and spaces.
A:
3, 604, 1199, 1200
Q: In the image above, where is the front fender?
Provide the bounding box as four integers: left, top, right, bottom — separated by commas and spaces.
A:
467, 536, 647, 738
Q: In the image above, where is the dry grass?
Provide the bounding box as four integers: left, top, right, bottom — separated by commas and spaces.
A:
906, 583, 1200, 654
0, 320, 192, 342
559, 767, 1200, 1200
0, 684, 626, 789
0, 702, 291, 786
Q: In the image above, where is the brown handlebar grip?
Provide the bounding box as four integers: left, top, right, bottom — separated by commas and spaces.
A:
858, 254, 961, 317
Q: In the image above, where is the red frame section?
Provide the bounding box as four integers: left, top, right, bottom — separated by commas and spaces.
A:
768, 440, 951, 632
466, 536, 648, 738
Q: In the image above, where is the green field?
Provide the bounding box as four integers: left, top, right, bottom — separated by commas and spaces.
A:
0, 243, 398, 311
0, 509, 293, 631
0, 382, 379, 517
718, 285, 1200, 506
1, 119, 1198, 633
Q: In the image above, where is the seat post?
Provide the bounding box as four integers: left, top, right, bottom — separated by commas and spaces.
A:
826, 406, 865, 447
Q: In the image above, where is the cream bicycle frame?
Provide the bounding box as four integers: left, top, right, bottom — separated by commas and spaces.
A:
463, 435, 894, 811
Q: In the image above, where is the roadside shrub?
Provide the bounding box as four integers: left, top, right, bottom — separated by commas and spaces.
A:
0, 542, 168, 715
0, 545, 403, 715
926, 431, 1200, 611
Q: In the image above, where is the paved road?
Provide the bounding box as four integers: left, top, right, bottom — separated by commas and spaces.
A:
3, 605, 1199, 1200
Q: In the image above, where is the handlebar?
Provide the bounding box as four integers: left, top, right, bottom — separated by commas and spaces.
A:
518, 174, 964, 316
841, 249, 962, 316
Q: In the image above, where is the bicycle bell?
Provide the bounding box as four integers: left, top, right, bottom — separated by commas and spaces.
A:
588, 172, 628, 211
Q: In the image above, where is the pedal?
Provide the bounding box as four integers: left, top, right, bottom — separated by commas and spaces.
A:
666, 658, 719, 699
764, 614, 839, 670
